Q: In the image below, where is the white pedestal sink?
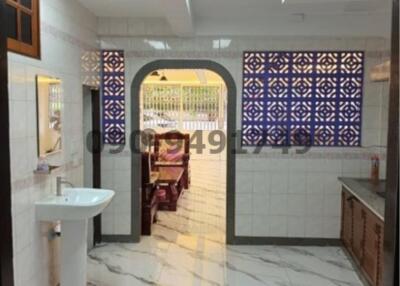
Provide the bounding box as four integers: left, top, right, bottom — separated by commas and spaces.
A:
35, 188, 115, 286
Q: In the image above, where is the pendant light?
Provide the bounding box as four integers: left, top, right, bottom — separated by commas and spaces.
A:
150, 70, 160, 77
160, 71, 168, 81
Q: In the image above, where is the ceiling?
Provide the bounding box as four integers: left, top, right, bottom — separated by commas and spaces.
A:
143, 69, 225, 85
78, 0, 391, 37
78, 0, 165, 18
193, 0, 386, 18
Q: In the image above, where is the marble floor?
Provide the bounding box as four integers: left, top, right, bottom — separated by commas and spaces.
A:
87, 157, 364, 286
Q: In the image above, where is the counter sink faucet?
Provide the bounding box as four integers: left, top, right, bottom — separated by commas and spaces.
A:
56, 176, 75, 196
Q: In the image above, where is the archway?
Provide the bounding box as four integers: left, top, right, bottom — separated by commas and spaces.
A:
130, 60, 237, 243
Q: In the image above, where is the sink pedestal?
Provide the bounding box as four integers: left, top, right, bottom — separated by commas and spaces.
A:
35, 188, 115, 285
60, 220, 88, 286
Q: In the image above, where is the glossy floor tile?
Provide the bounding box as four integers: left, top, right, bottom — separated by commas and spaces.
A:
87, 158, 363, 286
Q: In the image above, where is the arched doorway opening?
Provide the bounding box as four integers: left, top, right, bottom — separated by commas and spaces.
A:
130, 60, 237, 244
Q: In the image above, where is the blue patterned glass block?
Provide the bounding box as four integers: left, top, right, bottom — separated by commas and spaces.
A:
101, 50, 126, 145
241, 51, 364, 147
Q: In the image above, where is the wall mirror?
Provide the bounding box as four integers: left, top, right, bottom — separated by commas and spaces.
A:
36, 75, 63, 157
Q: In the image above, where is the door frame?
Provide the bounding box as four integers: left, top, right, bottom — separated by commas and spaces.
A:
91, 88, 102, 244
83, 86, 103, 244
129, 60, 237, 244
383, 0, 399, 285
0, 1, 15, 286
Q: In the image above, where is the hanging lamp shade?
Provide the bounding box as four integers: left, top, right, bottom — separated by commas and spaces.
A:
151, 70, 160, 76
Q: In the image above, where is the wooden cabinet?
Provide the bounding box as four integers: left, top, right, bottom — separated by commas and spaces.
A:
352, 199, 366, 261
341, 190, 353, 248
341, 187, 384, 286
362, 207, 384, 286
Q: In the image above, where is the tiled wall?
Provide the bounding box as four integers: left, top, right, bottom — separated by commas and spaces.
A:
235, 151, 386, 238
8, 0, 98, 285
98, 33, 390, 238
101, 153, 132, 235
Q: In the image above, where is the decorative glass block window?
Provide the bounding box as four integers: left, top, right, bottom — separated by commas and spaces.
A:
242, 51, 364, 147
101, 50, 126, 145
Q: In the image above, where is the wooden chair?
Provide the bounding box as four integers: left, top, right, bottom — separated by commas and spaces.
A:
152, 132, 190, 189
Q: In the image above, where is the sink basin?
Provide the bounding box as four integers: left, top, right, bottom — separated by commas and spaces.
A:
36, 188, 115, 221
35, 188, 115, 286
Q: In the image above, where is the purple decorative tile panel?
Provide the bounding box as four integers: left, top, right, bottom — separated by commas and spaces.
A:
242, 51, 364, 147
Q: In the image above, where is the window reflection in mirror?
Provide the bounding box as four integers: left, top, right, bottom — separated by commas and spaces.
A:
36, 75, 63, 157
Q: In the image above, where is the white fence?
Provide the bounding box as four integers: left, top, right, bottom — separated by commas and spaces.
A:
141, 83, 227, 131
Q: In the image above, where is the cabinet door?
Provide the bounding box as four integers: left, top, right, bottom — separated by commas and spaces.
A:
363, 208, 384, 286
352, 199, 366, 261
377, 224, 384, 286
341, 190, 353, 249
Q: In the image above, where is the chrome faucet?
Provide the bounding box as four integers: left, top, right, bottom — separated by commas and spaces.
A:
56, 176, 75, 196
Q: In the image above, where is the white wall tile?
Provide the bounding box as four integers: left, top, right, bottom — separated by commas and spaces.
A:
305, 217, 324, 238
269, 216, 288, 237
8, 62, 27, 101
101, 215, 114, 235
306, 159, 325, 173
270, 172, 289, 194
306, 194, 324, 216
322, 217, 341, 238
252, 215, 269, 236
236, 171, 253, 194
253, 171, 270, 194
113, 170, 131, 192
287, 216, 306, 237
323, 174, 342, 195
288, 159, 307, 174
10, 101, 28, 139
287, 194, 306, 216
114, 212, 131, 235
236, 194, 253, 214
252, 194, 270, 215
236, 158, 254, 171
101, 169, 114, 189
342, 159, 362, 176
252, 158, 269, 171
113, 191, 131, 213
323, 194, 342, 217
235, 215, 252, 236
10, 138, 29, 180
269, 194, 288, 216
288, 173, 307, 194
306, 174, 325, 194
114, 156, 131, 171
